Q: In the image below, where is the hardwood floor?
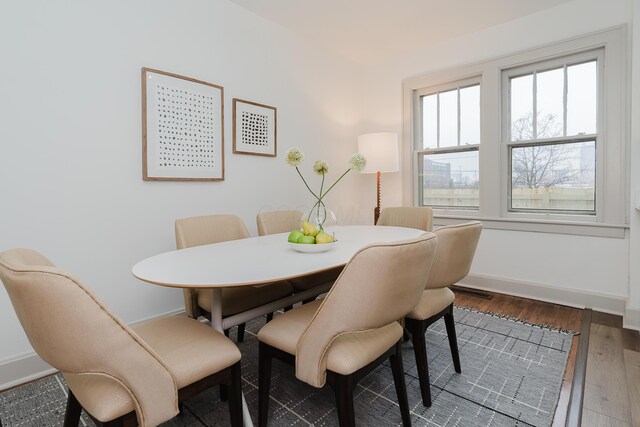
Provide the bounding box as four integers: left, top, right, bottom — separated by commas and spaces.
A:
453, 289, 640, 427
581, 312, 640, 427
452, 289, 583, 427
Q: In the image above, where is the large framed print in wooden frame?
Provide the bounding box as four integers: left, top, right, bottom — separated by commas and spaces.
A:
142, 67, 224, 181
232, 98, 277, 157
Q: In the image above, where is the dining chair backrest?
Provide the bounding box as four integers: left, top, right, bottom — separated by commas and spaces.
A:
175, 214, 251, 318
376, 207, 433, 231
0, 248, 178, 426
295, 233, 438, 387
175, 214, 250, 249
256, 210, 303, 236
426, 221, 482, 290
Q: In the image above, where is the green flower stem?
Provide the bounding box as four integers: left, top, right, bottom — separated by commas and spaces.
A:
316, 168, 351, 203
306, 199, 328, 230
296, 167, 319, 200
298, 168, 351, 230
316, 173, 325, 223
307, 198, 322, 222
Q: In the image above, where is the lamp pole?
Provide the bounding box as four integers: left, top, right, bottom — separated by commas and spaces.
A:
357, 132, 399, 225
374, 171, 381, 224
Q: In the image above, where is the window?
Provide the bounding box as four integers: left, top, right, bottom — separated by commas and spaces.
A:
416, 79, 480, 209
403, 27, 627, 236
504, 53, 601, 214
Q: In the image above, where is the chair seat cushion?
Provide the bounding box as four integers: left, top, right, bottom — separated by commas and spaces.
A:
197, 281, 293, 316
133, 316, 241, 388
258, 300, 403, 377
406, 287, 455, 320
65, 316, 240, 422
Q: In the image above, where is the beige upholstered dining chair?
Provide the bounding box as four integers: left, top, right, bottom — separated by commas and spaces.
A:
376, 206, 433, 231
256, 209, 303, 236
175, 214, 293, 342
0, 248, 243, 427
256, 210, 342, 296
405, 221, 482, 407
257, 233, 438, 427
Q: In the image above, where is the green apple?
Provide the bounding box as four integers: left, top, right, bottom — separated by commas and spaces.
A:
301, 220, 319, 237
288, 229, 304, 243
297, 235, 316, 244
315, 231, 334, 244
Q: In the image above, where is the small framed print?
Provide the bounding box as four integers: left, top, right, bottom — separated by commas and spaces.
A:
142, 67, 224, 181
232, 98, 277, 157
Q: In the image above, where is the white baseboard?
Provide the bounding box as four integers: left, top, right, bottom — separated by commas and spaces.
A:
623, 305, 640, 331
458, 274, 627, 315
0, 307, 186, 392
0, 352, 56, 391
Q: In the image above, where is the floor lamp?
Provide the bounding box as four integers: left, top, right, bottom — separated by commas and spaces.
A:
357, 132, 399, 224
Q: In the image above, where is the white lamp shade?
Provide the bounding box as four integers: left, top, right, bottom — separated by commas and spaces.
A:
357, 132, 399, 174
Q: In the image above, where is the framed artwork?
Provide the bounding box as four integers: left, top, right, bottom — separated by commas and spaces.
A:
232, 98, 277, 157
142, 67, 224, 181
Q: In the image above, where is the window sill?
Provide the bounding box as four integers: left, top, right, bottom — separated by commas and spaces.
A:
433, 214, 627, 238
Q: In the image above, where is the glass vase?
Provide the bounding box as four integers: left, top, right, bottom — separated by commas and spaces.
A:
301, 201, 337, 232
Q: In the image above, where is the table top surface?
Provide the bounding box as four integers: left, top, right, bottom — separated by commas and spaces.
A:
132, 225, 426, 288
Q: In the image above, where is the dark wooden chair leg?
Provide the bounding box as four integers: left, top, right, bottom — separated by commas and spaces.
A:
332, 374, 355, 427
283, 305, 294, 312
258, 343, 273, 427
266, 312, 274, 322
237, 323, 246, 343
408, 319, 432, 407
64, 390, 82, 427
444, 304, 461, 373
228, 363, 243, 427
220, 384, 228, 401
178, 401, 185, 414
390, 342, 412, 427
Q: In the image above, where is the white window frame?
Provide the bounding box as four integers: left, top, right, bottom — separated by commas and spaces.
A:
501, 49, 604, 221
401, 26, 628, 238
414, 76, 481, 210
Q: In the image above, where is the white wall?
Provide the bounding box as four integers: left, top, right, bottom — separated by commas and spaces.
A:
362, 0, 635, 317
0, 0, 365, 374
627, 0, 640, 328
2, 0, 639, 389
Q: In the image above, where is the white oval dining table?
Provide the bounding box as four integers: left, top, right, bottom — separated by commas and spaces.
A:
131, 225, 426, 427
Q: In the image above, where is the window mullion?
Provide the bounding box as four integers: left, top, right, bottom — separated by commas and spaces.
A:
563, 64, 568, 136
436, 93, 441, 148
457, 88, 461, 146
532, 71, 537, 139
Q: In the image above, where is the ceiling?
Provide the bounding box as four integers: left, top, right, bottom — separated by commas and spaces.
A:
228, 0, 574, 65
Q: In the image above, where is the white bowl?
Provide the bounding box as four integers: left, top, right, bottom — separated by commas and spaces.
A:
289, 241, 337, 253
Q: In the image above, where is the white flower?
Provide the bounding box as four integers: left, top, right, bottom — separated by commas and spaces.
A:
348, 153, 367, 172
313, 160, 329, 175
286, 147, 304, 167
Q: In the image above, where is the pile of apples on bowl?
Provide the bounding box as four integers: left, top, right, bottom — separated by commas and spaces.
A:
288, 221, 335, 244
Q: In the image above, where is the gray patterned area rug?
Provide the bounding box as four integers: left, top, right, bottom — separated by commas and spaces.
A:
0, 307, 573, 426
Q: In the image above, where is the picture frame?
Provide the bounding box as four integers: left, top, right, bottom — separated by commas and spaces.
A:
232, 98, 277, 157
142, 67, 224, 181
